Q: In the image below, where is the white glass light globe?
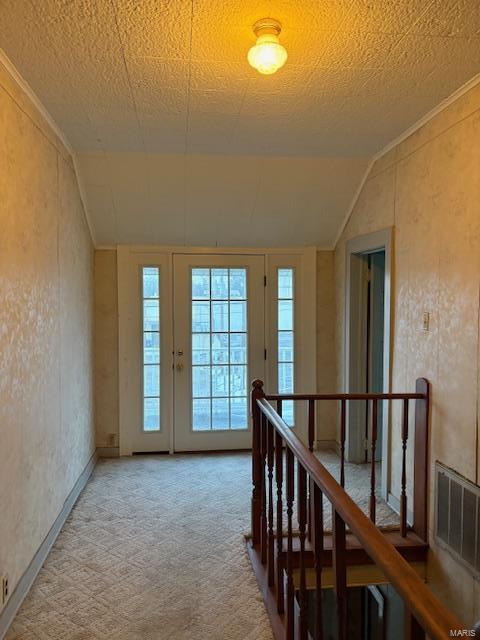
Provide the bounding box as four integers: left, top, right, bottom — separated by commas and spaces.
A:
247, 34, 288, 75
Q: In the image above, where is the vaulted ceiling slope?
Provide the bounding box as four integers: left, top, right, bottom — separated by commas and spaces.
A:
1, 1, 479, 246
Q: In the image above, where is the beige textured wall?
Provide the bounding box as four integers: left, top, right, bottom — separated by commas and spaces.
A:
334, 83, 480, 625
316, 251, 337, 445
0, 61, 94, 600
94, 249, 119, 449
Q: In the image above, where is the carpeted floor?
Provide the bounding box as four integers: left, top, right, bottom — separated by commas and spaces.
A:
6, 451, 397, 639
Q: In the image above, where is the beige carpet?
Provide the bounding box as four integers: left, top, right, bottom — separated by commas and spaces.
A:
6, 452, 397, 639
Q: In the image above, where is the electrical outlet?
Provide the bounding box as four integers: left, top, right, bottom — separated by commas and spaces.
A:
2, 575, 9, 604
422, 311, 430, 332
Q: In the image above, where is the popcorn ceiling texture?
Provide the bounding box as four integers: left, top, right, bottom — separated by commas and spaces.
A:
0, 59, 95, 607
1, 1, 480, 245
334, 80, 480, 626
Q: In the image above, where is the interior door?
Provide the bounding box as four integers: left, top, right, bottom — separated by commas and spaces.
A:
173, 254, 265, 451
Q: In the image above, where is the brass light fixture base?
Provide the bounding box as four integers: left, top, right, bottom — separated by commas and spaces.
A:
252, 18, 282, 38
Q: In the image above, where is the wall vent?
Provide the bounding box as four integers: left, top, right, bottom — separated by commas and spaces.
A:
435, 462, 479, 577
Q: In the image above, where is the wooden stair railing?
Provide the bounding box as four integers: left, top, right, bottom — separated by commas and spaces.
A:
248, 379, 465, 640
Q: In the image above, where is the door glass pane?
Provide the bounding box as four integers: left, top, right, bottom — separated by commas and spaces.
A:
192, 301, 210, 332
212, 302, 229, 332
144, 397, 160, 432
192, 366, 210, 397
277, 268, 294, 427
143, 300, 159, 331
212, 366, 229, 396
212, 333, 229, 364
212, 398, 230, 430
211, 269, 229, 299
193, 399, 211, 431
192, 334, 210, 365
192, 268, 210, 299
142, 267, 160, 431
231, 397, 247, 430
191, 267, 248, 431
230, 301, 247, 331
143, 332, 160, 364
230, 333, 247, 363
278, 300, 293, 330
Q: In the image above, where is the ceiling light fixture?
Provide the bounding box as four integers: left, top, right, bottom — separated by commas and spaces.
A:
247, 18, 288, 75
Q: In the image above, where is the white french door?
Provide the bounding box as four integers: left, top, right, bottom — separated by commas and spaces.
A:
118, 247, 317, 455
173, 254, 265, 451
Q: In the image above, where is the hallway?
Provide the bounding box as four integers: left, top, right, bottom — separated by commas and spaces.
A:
7, 454, 273, 640
6, 452, 398, 639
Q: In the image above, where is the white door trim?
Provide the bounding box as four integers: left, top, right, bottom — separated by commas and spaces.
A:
344, 228, 393, 499
117, 245, 317, 454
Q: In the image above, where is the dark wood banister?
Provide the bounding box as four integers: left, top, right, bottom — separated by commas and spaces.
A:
264, 393, 425, 400
256, 398, 463, 638
250, 378, 464, 639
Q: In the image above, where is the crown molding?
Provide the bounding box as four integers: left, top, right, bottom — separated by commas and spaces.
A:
372, 71, 480, 165
333, 71, 480, 250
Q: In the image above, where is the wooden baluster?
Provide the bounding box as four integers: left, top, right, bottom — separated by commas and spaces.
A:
413, 378, 429, 542
340, 399, 346, 488
260, 413, 268, 564
298, 464, 308, 639
332, 508, 348, 640
313, 483, 324, 640
308, 399, 315, 451
401, 398, 409, 537
275, 430, 284, 613
369, 398, 378, 524
277, 399, 283, 418
286, 448, 295, 640
267, 418, 275, 586
251, 379, 265, 546
307, 399, 315, 542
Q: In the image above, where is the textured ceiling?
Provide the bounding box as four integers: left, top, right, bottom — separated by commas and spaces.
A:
1, 1, 480, 246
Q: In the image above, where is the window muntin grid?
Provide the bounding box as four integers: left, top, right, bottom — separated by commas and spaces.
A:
191, 268, 248, 431
142, 267, 160, 431
277, 268, 294, 426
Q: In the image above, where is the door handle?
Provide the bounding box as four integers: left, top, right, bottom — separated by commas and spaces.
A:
176, 363, 184, 372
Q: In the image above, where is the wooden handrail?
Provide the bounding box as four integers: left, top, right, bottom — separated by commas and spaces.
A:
256, 396, 464, 639
265, 392, 425, 401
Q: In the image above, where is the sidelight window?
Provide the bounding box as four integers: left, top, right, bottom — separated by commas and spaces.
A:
277, 268, 294, 426
142, 267, 160, 431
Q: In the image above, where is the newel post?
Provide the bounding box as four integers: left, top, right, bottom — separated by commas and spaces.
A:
251, 379, 265, 546
413, 378, 430, 542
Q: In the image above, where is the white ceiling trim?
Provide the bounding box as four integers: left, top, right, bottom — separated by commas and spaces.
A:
332, 70, 480, 250
373, 71, 480, 164
0, 47, 97, 246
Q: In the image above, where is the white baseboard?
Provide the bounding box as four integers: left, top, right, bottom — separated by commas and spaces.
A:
0, 451, 97, 639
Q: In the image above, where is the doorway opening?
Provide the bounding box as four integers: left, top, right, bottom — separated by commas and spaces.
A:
345, 229, 392, 499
